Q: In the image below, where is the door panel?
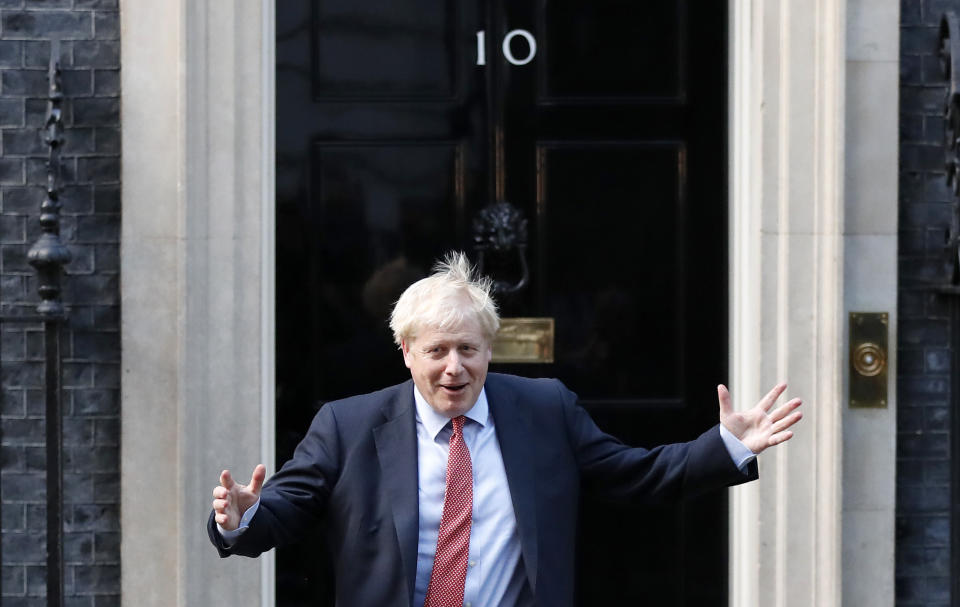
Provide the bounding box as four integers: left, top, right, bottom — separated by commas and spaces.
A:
540, 0, 686, 101
537, 142, 685, 404
276, 1, 728, 604
304, 142, 465, 400
310, 0, 460, 100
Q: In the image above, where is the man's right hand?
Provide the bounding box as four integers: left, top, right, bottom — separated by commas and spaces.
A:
212, 464, 266, 531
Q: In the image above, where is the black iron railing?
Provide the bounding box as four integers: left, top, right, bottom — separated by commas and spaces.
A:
0, 39, 71, 607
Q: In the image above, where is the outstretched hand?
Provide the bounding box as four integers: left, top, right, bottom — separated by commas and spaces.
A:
212, 464, 266, 532
718, 383, 802, 455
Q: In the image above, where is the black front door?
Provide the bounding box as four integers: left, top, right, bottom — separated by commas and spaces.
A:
275, 1, 728, 604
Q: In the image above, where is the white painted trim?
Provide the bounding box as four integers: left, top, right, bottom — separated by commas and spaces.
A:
120, 2, 185, 604
727, 2, 760, 605
121, 1, 273, 605
839, 1, 899, 605
727, 0, 849, 605
260, 1, 277, 605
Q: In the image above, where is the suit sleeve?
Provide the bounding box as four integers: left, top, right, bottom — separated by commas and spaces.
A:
208, 403, 343, 558
556, 381, 758, 503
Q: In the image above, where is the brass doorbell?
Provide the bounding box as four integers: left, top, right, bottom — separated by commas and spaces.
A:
849, 312, 888, 408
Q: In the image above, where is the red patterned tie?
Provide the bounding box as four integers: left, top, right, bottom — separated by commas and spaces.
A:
424, 415, 473, 607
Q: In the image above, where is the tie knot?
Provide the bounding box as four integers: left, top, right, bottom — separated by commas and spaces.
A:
451, 415, 465, 435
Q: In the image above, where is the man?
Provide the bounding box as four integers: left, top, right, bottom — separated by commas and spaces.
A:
209, 253, 802, 607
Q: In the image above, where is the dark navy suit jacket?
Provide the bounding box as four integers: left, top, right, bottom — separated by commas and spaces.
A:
207, 373, 758, 606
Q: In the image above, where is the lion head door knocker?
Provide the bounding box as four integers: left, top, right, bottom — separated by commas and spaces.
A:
471, 200, 530, 295
471, 201, 553, 364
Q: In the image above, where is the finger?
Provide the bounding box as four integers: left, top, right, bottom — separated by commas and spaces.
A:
771, 410, 803, 434
220, 469, 235, 490
212, 486, 228, 499
760, 383, 788, 412
768, 397, 802, 423
212, 498, 229, 512
717, 384, 733, 416
767, 430, 794, 446
215, 512, 229, 525
248, 464, 266, 495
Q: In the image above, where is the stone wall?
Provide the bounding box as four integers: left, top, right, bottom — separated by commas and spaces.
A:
0, 1, 120, 605
898, 1, 953, 605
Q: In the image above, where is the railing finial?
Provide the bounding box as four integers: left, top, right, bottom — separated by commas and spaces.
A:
26, 38, 70, 317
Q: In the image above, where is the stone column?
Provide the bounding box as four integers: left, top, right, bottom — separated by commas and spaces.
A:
728, 0, 897, 605
728, 0, 845, 605
120, 1, 275, 606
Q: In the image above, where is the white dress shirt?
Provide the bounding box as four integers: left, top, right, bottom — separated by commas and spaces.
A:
412, 386, 529, 607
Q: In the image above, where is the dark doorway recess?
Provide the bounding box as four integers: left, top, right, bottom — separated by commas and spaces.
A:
275, 1, 728, 604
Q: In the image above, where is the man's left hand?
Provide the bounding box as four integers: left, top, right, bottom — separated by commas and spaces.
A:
718, 383, 802, 455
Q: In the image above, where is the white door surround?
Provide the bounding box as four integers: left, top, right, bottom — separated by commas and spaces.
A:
120, 1, 897, 605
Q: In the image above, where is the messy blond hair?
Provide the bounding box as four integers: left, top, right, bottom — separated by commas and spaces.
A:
389, 252, 500, 346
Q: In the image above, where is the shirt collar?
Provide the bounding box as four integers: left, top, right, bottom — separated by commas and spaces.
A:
413, 384, 489, 440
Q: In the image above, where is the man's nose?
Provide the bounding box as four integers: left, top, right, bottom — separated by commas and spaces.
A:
444, 351, 464, 374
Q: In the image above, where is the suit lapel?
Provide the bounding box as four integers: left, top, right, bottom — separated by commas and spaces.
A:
486, 375, 539, 594
372, 383, 419, 605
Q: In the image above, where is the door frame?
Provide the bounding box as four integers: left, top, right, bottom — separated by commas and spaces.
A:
119, 1, 892, 606
120, 2, 276, 607
726, 1, 845, 605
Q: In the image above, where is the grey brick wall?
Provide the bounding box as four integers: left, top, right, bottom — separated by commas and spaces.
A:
0, 1, 119, 606
898, 1, 955, 605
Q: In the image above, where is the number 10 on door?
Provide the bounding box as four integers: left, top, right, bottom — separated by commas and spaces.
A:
476, 30, 537, 66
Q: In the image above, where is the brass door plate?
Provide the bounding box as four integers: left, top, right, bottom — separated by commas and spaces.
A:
492, 317, 554, 363
849, 312, 888, 408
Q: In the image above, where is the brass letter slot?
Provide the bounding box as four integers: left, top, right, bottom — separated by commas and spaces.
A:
849, 312, 888, 408
492, 317, 554, 363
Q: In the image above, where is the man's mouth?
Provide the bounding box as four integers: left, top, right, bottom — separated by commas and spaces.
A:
440, 383, 468, 392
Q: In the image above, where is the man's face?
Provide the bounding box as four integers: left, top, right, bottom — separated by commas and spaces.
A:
401, 317, 492, 418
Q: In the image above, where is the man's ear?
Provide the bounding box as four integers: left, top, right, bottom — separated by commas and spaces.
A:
401, 339, 413, 369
